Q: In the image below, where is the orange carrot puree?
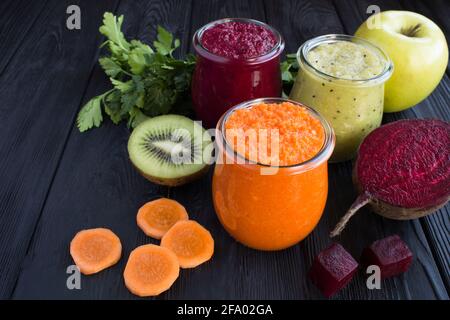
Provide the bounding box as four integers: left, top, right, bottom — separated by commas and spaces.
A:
213, 100, 332, 250
224, 102, 325, 166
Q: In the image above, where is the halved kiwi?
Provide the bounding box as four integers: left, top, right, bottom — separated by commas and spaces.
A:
128, 115, 213, 187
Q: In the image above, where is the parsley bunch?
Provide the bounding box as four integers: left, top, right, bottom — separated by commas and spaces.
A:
77, 12, 195, 132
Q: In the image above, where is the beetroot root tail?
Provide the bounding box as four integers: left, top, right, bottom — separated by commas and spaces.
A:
330, 193, 372, 238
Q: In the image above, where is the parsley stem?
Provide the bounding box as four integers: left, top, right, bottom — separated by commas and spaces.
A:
100, 88, 116, 107
120, 69, 133, 77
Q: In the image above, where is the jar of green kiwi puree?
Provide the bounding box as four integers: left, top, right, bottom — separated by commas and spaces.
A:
290, 34, 393, 162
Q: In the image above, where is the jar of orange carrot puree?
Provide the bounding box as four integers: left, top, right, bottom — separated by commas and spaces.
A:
213, 98, 335, 250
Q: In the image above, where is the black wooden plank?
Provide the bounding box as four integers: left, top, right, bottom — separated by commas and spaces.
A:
12, 0, 194, 299
266, 0, 345, 52
0, 0, 119, 298
332, 0, 403, 34
421, 206, 450, 291
0, 0, 48, 76
333, 0, 449, 296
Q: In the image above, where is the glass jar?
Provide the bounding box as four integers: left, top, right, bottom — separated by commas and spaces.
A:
290, 34, 393, 162
192, 18, 285, 128
212, 98, 335, 251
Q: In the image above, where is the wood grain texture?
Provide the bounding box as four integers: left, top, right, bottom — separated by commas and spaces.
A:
332, 0, 402, 34
0, 0, 119, 298
0, 0, 48, 76
265, 0, 344, 52
333, 0, 449, 296
12, 0, 193, 299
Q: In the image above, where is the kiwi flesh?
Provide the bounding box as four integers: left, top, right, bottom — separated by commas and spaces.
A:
128, 115, 213, 187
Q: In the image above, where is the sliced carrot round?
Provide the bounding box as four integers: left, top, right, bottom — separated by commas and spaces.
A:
161, 220, 214, 269
137, 198, 188, 239
70, 228, 122, 275
123, 244, 180, 297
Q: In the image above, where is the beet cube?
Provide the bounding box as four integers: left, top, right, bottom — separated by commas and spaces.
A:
309, 243, 358, 297
361, 235, 413, 279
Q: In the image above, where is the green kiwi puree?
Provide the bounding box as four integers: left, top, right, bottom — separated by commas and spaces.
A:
290, 39, 390, 162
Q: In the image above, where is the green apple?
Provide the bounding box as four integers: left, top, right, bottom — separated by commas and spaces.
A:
355, 10, 448, 112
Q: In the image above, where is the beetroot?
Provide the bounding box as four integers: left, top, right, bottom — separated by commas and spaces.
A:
361, 235, 413, 279
308, 243, 359, 298
331, 119, 450, 237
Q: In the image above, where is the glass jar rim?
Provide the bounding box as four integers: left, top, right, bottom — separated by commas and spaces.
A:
216, 97, 336, 171
297, 34, 394, 85
193, 18, 285, 64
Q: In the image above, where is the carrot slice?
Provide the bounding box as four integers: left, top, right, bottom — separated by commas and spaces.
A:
70, 228, 122, 275
161, 220, 214, 269
137, 198, 188, 239
123, 244, 180, 297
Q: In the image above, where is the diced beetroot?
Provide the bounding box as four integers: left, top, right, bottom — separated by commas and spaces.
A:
361, 235, 413, 279
309, 243, 358, 298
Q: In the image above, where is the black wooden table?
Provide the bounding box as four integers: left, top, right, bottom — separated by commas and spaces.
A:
0, 0, 448, 300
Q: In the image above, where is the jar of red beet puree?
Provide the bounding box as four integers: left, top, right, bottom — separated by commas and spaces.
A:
192, 18, 285, 128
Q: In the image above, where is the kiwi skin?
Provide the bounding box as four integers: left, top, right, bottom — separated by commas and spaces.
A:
132, 161, 210, 187
352, 162, 450, 220
127, 115, 213, 187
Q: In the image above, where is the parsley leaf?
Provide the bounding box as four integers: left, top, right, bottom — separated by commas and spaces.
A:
110, 78, 132, 92
128, 40, 153, 74
77, 93, 105, 132
99, 57, 122, 77
153, 26, 179, 56
99, 13, 130, 52
103, 90, 123, 124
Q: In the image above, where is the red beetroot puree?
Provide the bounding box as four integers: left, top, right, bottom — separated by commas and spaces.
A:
201, 22, 277, 59
192, 19, 284, 127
